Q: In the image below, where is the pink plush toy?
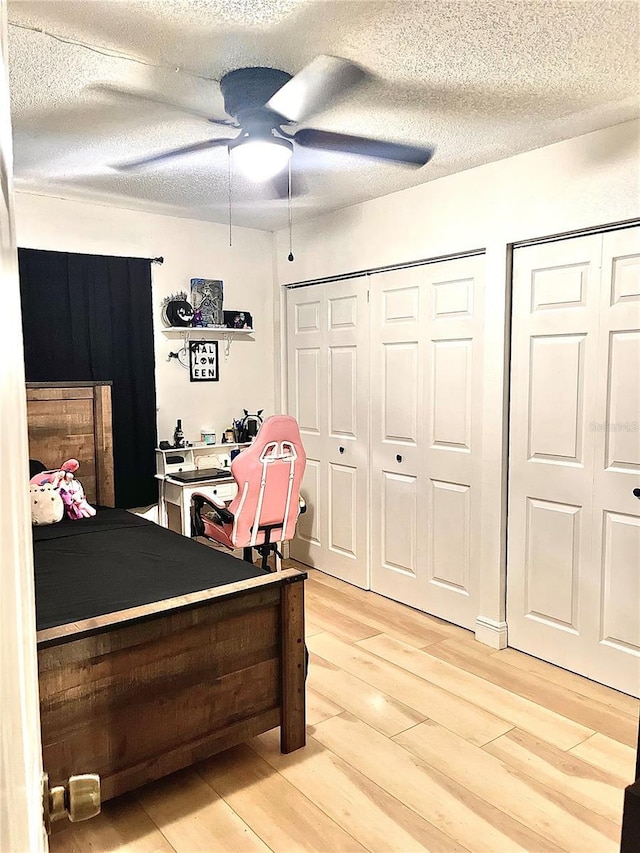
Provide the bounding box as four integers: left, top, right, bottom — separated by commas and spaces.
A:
59, 477, 96, 519
30, 458, 79, 489
29, 459, 96, 519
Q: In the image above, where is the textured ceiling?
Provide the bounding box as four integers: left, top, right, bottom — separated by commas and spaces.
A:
7, 0, 640, 231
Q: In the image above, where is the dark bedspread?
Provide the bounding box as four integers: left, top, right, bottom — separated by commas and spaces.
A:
33, 508, 268, 631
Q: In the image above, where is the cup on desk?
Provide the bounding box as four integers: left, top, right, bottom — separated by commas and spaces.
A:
201, 429, 216, 445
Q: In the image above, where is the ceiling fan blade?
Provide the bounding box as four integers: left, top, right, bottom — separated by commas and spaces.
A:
89, 84, 235, 129
114, 137, 233, 171
267, 55, 365, 123
293, 128, 435, 167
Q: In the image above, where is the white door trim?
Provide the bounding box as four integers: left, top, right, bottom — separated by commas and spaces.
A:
282, 248, 485, 292
512, 217, 640, 249
0, 2, 47, 849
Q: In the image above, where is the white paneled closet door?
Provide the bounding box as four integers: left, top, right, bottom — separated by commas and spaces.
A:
286, 280, 369, 588
508, 226, 640, 696
369, 255, 485, 629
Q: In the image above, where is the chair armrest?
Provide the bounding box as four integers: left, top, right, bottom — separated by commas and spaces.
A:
192, 492, 235, 525
192, 491, 227, 511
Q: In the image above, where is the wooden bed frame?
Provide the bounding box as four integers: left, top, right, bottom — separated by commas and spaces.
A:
26, 381, 115, 507
28, 382, 307, 801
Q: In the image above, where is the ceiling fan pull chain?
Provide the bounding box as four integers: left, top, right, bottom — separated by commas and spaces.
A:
228, 147, 233, 247
287, 156, 294, 262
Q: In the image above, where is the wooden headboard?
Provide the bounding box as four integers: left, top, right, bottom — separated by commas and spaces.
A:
26, 382, 115, 506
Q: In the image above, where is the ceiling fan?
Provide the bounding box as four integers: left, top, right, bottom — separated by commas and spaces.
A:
103, 56, 436, 189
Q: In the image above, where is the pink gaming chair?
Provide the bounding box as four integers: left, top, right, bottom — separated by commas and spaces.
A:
192, 415, 306, 571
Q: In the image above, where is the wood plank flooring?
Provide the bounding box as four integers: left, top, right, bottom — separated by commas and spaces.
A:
50, 564, 639, 853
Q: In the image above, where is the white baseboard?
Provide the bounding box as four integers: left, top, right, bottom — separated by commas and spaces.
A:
475, 616, 508, 649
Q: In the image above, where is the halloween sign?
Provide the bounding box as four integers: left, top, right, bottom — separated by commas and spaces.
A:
189, 340, 219, 382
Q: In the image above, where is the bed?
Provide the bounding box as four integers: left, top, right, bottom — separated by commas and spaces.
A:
28, 382, 306, 802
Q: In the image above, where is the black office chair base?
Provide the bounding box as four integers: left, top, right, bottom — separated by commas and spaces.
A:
243, 543, 283, 572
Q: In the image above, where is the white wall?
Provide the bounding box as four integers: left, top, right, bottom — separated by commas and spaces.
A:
14, 192, 276, 445
275, 119, 640, 642
276, 120, 640, 282
0, 3, 46, 849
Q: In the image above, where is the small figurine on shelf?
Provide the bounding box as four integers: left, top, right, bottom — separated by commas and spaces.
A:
173, 419, 186, 448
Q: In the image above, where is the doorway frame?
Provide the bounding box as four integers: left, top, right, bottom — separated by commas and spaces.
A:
0, 1, 47, 849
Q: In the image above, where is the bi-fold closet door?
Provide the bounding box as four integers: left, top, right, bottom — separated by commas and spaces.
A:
286, 253, 485, 632
508, 226, 640, 696
369, 256, 484, 629
285, 279, 370, 589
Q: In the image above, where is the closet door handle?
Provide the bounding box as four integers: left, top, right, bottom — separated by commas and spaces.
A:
633, 488, 640, 499
339, 446, 345, 454
396, 454, 403, 463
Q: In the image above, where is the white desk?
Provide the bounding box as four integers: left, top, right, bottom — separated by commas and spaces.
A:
157, 474, 237, 536
156, 442, 249, 536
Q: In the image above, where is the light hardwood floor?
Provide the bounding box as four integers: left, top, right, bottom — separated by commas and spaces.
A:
50, 564, 639, 853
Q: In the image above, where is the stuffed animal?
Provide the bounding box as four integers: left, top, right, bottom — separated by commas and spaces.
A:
29, 458, 95, 520
30, 458, 79, 489
59, 477, 96, 519
30, 482, 64, 526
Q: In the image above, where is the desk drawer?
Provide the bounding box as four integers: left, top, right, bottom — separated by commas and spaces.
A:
196, 482, 238, 502
164, 481, 237, 505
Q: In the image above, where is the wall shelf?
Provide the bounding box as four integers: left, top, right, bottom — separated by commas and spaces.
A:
161, 327, 254, 336
162, 326, 254, 358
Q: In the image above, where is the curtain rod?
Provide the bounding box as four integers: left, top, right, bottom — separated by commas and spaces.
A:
151, 257, 164, 265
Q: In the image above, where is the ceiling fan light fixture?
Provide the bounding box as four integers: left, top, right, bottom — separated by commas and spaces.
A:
230, 135, 292, 181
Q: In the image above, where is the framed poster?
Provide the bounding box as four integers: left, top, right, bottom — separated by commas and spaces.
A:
190, 278, 223, 327
189, 340, 219, 382
223, 310, 253, 330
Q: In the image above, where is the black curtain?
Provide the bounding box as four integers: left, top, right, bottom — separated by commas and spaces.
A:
18, 248, 158, 508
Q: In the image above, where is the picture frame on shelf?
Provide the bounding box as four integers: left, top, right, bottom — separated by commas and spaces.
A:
224, 310, 253, 330
191, 278, 224, 327
189, 340, 219, 382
